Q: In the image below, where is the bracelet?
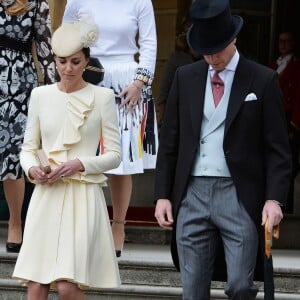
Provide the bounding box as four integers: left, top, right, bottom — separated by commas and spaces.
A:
134, 74, 152, 85
132, 81, 143, 90
134, 68, 154, 85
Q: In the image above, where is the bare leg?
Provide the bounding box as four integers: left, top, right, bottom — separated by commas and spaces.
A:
110, 174, 132, 252
3, 177, 24, 243
56, 280, 86, 300
27, 282, 50, 300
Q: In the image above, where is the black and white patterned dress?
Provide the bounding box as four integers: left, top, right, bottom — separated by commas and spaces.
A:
0, 0, 55, 180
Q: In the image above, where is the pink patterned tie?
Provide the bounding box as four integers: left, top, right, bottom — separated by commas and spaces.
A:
211, 71, 224, 107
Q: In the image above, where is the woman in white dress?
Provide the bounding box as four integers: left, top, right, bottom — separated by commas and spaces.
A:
63, 0, 158, 257
13, 22, 121, 299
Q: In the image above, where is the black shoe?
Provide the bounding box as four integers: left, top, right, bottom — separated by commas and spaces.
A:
6, 242, 22, 253
115, 250, 121, 258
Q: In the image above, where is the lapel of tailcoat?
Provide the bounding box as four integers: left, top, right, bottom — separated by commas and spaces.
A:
190, 62, 208, 140
225, 56, 253, 136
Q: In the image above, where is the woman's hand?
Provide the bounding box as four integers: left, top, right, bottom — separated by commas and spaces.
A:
47, 159, 85, 183
119, 80, 143, 114
28, 166, 49, 185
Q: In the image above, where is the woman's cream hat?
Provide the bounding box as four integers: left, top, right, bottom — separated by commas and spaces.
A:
51, 22, 98, 57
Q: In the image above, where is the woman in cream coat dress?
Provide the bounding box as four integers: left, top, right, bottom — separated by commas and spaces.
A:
13, 22, 121, 299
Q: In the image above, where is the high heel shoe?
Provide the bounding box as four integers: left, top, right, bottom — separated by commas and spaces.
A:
6, 242, 22, 253
111, 220, 126, 258
6, 223, 23, 253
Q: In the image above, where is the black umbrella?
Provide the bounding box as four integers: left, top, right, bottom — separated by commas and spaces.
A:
264, 220, 280, 300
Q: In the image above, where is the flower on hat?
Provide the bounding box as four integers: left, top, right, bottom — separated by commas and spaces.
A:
76, 22, 99, 48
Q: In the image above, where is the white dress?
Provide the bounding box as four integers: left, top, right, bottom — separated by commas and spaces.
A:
63, 0, 158, 175
13, 84, 121, 288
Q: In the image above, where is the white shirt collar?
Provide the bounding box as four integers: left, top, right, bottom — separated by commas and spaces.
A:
276, 54, 293, 74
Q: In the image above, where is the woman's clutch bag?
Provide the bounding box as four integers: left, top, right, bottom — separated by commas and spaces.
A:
37, 149, 51, 174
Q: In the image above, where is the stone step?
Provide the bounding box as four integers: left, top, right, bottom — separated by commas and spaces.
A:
1, 212, 300, 249
0, 279, 299, 300
1, 220, 300, 248
0, 224, 300, 299
124, 217, 300, 249
1, 245, 300, 295
126, 215, 300, 249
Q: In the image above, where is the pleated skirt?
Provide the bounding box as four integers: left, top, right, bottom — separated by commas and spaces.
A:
13, 181, 120, 289
98, 55, 158, 175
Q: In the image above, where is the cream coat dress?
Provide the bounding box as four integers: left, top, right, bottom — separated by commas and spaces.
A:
13, 83, 121, 288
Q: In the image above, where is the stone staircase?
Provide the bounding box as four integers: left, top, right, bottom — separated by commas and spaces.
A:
0, 225, 300, 299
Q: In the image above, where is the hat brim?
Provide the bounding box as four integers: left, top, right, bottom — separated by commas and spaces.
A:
187, 15, 243, 55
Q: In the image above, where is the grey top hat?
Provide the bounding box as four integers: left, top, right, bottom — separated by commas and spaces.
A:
187, 0, 243, 55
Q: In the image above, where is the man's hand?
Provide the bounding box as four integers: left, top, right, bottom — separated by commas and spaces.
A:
262, 200, 283, 232
154, 199, 174, 230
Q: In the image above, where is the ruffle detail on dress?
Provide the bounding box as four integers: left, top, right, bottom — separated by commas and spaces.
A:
49, 86, 94, 164
60, 173, 108, 186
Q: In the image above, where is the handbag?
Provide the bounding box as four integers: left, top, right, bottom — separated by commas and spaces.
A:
36, 149, 51, 174
83, 57, 105, 85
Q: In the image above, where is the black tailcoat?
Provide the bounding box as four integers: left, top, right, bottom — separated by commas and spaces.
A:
155, 55, 292, 280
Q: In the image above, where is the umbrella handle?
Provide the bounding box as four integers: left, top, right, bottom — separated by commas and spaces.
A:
273, 224, 280, 239
265, 219, 280, 258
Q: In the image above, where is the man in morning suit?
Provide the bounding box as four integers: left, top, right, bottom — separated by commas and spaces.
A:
154, 0, 292, 299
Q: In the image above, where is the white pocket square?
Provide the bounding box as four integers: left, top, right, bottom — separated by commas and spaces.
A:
244, 93, 257, 101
